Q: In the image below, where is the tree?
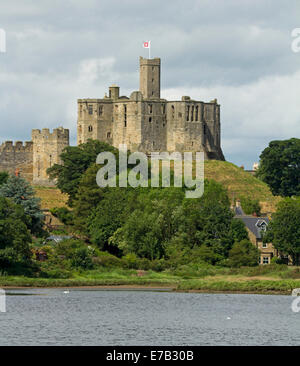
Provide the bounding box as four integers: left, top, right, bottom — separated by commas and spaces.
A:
173, 180, 234, 260
0, 175, 44, 235
87, 187, 138, 254
0, 172, 9, 186
228, 239, 260, 267
109, 188, 185, 259
230, 219, 249, 242
47, 139, 119, 205
264, 198, 300, 265
240, 197, 261, 216
0, 197, 32, 272
257, 138, 300, 196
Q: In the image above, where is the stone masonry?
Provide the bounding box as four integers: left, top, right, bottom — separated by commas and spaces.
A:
0, 127, 69, 185
0, 56, 224, 186
77, 56, 225, 160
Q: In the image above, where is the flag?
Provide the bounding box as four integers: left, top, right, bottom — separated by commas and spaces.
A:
143, 41, 150, 48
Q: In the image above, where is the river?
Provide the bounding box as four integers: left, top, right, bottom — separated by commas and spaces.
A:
0, 288, 299, 345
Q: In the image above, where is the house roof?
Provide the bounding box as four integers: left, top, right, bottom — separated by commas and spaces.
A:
235, 215, 269, 239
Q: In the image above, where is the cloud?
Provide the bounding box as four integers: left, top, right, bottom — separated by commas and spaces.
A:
0, 0, 299, 168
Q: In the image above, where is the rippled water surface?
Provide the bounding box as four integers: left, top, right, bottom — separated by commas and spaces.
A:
0, 288, 299, 345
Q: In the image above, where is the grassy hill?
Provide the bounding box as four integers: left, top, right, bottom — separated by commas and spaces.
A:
34, 186, 68, 210
204, 160, 280, 213
34, 160, 280, 213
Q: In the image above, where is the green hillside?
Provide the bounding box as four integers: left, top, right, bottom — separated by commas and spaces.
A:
34, 160, 280, 213
204, 160, 280, 213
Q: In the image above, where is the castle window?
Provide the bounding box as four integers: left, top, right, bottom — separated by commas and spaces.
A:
80, 105, 82, 117
171, 105, 175, 119
99, 105, 103, 116
203, 124, 206, 135
88, 105, 93, 115
191, 106, 194, 122
186, 105, 190, 121
161, 104, 166, 114
149, 117, 152, 122
195, 106, 198, 121
148, 104, 152, 114
107, 132, 111, 138
124, 104, 127, 127
88, 125, 93, 132
151, 91, 154, 96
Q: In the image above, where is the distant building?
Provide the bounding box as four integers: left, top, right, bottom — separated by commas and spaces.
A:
234, 201, 278, 264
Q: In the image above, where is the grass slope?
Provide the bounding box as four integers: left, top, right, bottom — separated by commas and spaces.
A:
204, 160, 280, 213
33, 160, 280, 213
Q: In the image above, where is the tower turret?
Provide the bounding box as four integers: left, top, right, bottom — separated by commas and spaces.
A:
139, 56, 160, 99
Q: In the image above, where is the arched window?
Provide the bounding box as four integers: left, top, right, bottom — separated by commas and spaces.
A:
186, 105, 190, 121
191, 106, 194, 122
88, 125, 93, 132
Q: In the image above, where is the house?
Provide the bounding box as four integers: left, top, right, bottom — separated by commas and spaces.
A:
234, 201, 278, 264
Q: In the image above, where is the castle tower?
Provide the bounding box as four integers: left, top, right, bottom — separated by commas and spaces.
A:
139, 56, 160, 99
32, 127, 69, 185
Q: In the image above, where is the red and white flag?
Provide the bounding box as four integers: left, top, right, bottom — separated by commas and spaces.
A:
143, 41, 150, 48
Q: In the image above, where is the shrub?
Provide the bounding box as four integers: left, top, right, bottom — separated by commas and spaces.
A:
228, 240, 260, 267
240, 197, 261, 216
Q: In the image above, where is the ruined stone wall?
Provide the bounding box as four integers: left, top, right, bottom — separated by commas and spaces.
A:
32, 127, 69, 186
0, 141, 33, 181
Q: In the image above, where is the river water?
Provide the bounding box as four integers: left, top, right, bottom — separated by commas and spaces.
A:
0, 288, 299, 345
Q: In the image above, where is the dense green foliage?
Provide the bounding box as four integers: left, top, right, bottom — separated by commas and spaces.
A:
0, 175, 44, 235
47, 139, 119, 205
0, 171, 9, 186
264, 198, 300, 265
228, 239, 260, 267
0, 197, 33, 273
240, 197, 261, 216
257, 138, 300, 197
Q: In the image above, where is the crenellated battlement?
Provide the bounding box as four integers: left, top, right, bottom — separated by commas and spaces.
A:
32, 127, 69, 141
0, 140, 33, 152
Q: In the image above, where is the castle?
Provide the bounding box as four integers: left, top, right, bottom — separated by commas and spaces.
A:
0, 56, 224, 185
78, 56, 224, 160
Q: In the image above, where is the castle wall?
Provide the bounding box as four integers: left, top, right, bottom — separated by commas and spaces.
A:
32, 127, 69, 186
0, 141, 33, 181
77, 56, 225, 161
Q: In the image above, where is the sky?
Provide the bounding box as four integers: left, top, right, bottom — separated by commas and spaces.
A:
0, 0, 299, 168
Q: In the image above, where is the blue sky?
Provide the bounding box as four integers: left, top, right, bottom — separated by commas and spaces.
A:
0, 0, 299, 168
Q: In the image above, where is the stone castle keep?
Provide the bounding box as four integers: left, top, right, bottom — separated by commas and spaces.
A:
0, 56, 224, 185
78, 56, 224, 160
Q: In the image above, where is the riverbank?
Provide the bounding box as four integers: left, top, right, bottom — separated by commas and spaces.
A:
0, 275, 299, 295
